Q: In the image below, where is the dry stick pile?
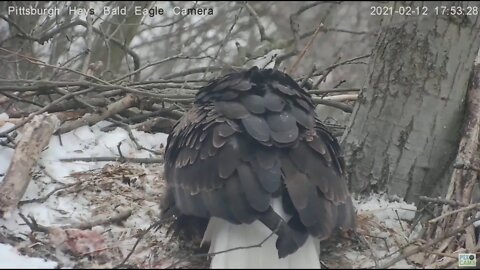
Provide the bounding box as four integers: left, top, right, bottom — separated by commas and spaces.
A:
0, 47, 362, 266
0, 46, 363, 138
423, 64, 480, 267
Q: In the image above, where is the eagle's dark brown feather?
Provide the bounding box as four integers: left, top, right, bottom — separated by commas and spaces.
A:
161, 67, 355, 258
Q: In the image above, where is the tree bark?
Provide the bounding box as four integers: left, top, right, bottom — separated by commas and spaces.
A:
341, 1, 480, 203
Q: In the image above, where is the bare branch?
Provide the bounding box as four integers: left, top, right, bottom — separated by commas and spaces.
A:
428, 203, 480, 224
288, 23, 324, 75
56, 94, 139, 134
313, 98, 353, 113
244, 3, 271, 42
418, 196, 467, 207
60, 157, 163, 164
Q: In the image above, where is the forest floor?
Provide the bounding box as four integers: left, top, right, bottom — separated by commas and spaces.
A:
0, 114, 422, 269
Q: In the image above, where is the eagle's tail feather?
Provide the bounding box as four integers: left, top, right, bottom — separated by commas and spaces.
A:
203, 218, 320, 269
202, 198, 321, 269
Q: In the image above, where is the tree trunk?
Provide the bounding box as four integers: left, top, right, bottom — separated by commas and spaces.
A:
341, 1, 480, 203
90, 1, 150, 79
1, 1, 46, 79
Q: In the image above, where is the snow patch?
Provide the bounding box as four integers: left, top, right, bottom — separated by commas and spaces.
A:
0, 121, 169, 268
0, 243, 57, 268
0, 119, 423, 268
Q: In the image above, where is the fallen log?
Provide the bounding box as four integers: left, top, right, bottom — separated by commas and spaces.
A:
0, 113, 60, 218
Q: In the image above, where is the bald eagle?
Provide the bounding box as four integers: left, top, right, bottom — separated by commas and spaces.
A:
161, 67, 356, 268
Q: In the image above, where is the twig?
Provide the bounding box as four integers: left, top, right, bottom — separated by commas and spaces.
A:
0, 47, 117, 85
50, 50, 90, 79
288, 23, 324, 74
453, 162, 480, 172
44, 97, 109, 113
101, 108, 177, 129
320, 94, 358, 102
117, 223, 157, 267
52, 86, 97, 112
19, 210, 133, 232
362, 235, 378, 267
0, 91, 43, 108
425, 250, 466, 259
244, 3, 271, 42
428, 203, 480, 224
294, 1, 329, 16
56, 94, 139, 134
274, 50, 299, 69
0, 133, 17, 148
110, 54, 212, 84
308, 88, 363, 94
76, 209, 132, 230
0, 19, 141, 78
117, 142, 125, 161
18, 182, 80, 206
81, 10, 94, 75
305, 54, 371, 88
312, 98, 353, 113
0, 86, 98, 137
322, 27, 376, 36
395, 210, 405, 232
0, 80, 198, 105
300, 65, 317, 88
107, 119, 163, 155
318, 260, 329, 269
418, 196, 467, 207
0, 15, 31, 40
166, 222, 280, 269
18, 213, 50, 233
115, 217, 176, 268
131, 117, 175, 134
207, 230, 277, 257
332, 79, 346, 89
377, 217, 480, 269
0, 230, 22, 247
207, 4, 244, 75
0, 79, 194, 92
163, 66, 226, 80
60, 157, 163, 163
273, 3, 317, 69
